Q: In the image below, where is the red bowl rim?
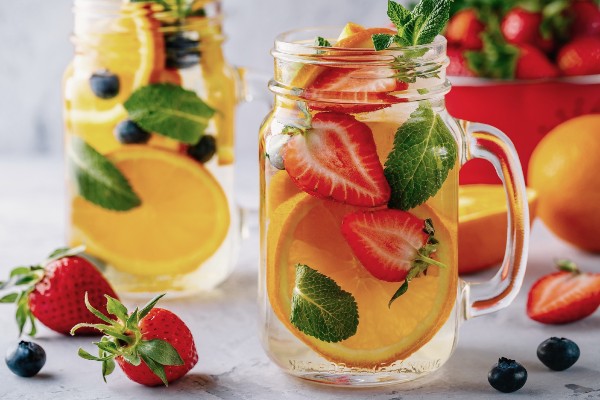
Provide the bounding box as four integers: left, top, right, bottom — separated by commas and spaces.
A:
449, 74, 600, 87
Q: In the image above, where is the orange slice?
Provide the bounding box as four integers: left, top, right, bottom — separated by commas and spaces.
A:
65, 3, 164, 154
459, 185, 538, 274
70, 146, 230, 277
267, 194, 457, 368
266, 170, 301, 218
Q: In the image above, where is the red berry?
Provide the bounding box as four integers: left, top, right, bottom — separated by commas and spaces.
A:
304, 67, 407, 114
570, 1, 600, 38
117, 308, 198, 386
0, 249, 118, 337
283, 112, 390, 207
557, 36, 600, 76
73, 295, 198, 386
446, 9, 485, 50
515, 44, 560, 79
28, 256, 118, 335
341, 209, 442, 282
501, 8, 544, 47
527, 262, 600, 324
447, 47, 477, 77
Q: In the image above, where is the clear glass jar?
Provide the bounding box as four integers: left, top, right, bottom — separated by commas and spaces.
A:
259, 27, 530, 386
63, 0, 242, 295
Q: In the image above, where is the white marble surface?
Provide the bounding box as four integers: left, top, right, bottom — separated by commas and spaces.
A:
1, 156, 600, 400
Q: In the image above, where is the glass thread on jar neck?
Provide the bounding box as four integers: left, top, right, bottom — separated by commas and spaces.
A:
269, 27, 451, 105
71, 0, 225, 46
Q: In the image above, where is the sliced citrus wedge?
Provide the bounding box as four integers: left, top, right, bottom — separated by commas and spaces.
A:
459, 184, 538, 274
70, 146, 230, 277
267, 194, 457, 368
65, 3, 164, 154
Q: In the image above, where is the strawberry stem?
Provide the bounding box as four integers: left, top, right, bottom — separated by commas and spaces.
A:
416, 254, 447, 269
556, 259, 580, 274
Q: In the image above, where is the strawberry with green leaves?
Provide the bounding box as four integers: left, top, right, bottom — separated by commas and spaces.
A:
341, 210, 446, 306
72, 294, 198, 386
0, 247, 118, 336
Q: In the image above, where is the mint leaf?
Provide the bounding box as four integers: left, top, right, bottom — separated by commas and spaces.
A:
377, 0, 452, 48
68, 137, 141, 211
125, 84, 215, 145
388, 0, 412, 28
407, 0, 452, 45
315, 36, 331, 47
372, 33, 394, 51
290, 264, 358, 343
384, 102, 457, 210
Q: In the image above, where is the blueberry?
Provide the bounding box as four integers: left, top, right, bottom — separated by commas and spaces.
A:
165, 32, 201, 69
488, 357, 527, 393
114, 120, 151, 144
187, 135, 217, 163
265, 134, 290, 170
5, 341, 46, 377
89, 70, 120, 99
537, 337, 580, 371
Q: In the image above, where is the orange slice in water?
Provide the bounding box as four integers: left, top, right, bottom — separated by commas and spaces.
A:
65, 3, 164, 154
70, 146, 230, 277
267, 193, 457, 368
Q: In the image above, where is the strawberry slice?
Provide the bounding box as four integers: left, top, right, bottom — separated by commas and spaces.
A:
304, 68, 408, 114
341, 209, 446, 304
527, 260, 600, 325
283, 112, 390, 207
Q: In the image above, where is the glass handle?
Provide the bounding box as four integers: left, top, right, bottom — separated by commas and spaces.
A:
233, 66, 273, 106
459, 120, 530, 320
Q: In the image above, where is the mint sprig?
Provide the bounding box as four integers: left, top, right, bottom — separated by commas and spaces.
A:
373, 0, 453, 50
68, 137, 141, 211
315, 36, 331, 47
125, 84, 215, 145
384, 101, 457, 211
290, 264, 359, 343
389, 219, 446, 306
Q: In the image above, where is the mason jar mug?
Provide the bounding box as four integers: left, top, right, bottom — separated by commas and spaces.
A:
63, 0, 244, 294
258, 28, 530, 386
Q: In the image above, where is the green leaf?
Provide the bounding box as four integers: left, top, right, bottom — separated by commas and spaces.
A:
372, 33, 394, 51
556, 259, 580, 274
68, 137, 141, 211
102, 359, 116, 382
138, 339, 184, 366
140, 353, 169, 386
126, 308, 140, 330
125, 84, 216, 145
407, 0, 452, 45
384, 101, 457, 210
389, 280, 409, 307
315, 36, 331, 47
122, 352, 142, 367
83, 292, 114, 325
10, 267, 32, 278
387, 0, 412, 29
0, 293, 18, 303
15, 295, 30, 336
105, 296, 129, 322
78, 348, 113, 361
46, 246, 86, 264
290, 264, 358, 343
138, 293, 166, 319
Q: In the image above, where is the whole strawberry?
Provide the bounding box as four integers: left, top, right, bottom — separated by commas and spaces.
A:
557, 36, 600, 76
0, 247, 118, 336
72, 294, 197, 386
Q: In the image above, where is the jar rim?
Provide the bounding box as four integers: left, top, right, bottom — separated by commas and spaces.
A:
273, 26, 447, 66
